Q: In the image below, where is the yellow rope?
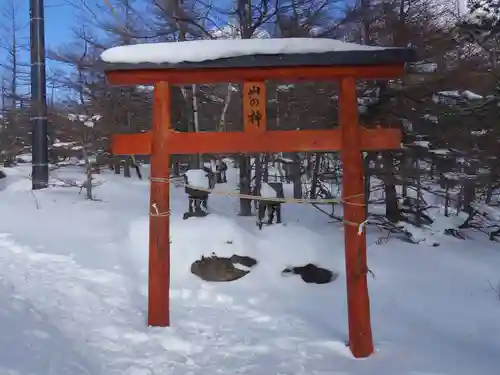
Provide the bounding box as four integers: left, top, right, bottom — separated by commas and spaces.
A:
150, 176, 366, 206
148, 177, 373, 232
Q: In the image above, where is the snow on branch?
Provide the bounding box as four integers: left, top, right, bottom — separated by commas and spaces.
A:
68, 113, 102, 128
458, 0, 500, 42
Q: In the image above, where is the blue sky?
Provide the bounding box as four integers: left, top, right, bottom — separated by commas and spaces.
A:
8, 0, 467, 101
12, 0, 474, 55
11, 1, 79, 70
0, 1, 79, 100
45, 0, 79, 48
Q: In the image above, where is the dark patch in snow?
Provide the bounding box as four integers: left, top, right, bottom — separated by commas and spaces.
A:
282, 263, 337, 284
191, 253, 258, 282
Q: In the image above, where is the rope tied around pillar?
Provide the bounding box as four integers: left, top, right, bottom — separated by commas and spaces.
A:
150, 202, 171, 217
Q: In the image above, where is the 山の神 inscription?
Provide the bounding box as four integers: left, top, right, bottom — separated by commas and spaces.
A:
247, 84, 263, 127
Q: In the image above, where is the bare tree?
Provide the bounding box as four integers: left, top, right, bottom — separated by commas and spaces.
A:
0, 0, 29, 107
0, 0, 31, 164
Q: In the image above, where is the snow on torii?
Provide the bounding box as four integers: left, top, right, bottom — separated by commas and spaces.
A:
100, 37, 416, 359
100, 38, 409, 65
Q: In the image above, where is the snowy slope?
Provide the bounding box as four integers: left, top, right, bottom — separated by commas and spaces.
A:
0, 164, 499, 375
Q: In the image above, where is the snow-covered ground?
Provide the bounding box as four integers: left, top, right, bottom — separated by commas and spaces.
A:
0, 164, 499, 375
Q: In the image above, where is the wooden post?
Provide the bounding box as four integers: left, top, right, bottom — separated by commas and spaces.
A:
339, 76, 374, 358
148, 81, 172, 327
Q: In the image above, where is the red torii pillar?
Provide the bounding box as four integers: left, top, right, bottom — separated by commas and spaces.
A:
105, 60, 406, 359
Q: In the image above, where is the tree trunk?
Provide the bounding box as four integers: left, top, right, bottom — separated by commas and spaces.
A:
291, 153, 302, 199
124, 158, 131, 178
415, 159, 422, 225
383, 152, 400, 222
445, 180, 450, 217
463, 181, 475, 214
310, 152, 322, 199
238, 155, 252, 216
363, 152, 371, 217
254, 154, 262, 194
485, 160, 496, 204
81, 145, 93, 200
401, 152, 409, 198
263, 154, 270, 182
462, 164, 476, 214
192, 83, 202, 168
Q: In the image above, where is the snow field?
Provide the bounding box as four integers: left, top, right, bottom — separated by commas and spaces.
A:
0, 164, 499, 374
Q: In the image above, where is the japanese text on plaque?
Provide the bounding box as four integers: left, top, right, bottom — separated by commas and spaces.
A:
247, 84, 263, 127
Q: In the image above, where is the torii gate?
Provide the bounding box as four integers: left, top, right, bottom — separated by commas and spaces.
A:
101, 38, 415, 359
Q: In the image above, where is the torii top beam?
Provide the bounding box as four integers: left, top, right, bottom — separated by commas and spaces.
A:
99, 38, 416, 156
100, 38, 416, 85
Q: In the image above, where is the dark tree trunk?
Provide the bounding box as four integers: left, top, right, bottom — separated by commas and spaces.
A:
291, 153, 302, 199
363, 152, 372, 218
486, 160, 498, 204
263, 154, 270, 182
383, 152, 401, 222
173, 160, 180, 177
254, 154, 262, 194
463, 181, 475, 214
124, 158, 131, 178
239, 155, 252, 216
134, 162, 142, 179
444, 180, 450, 217
310, 152, 322, 199
415, 159, 422, 225
114, 160, 121, 175
462, 164, 476, 214
401, 152, 409, 198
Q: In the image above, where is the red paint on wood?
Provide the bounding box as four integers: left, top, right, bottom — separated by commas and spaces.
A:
105, 64, 405, 85
148, 82, 171, 327
339, 76, 374, 358
111, 132, 151, 155
106, 60, 407, 358
110, 128, 401, 156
